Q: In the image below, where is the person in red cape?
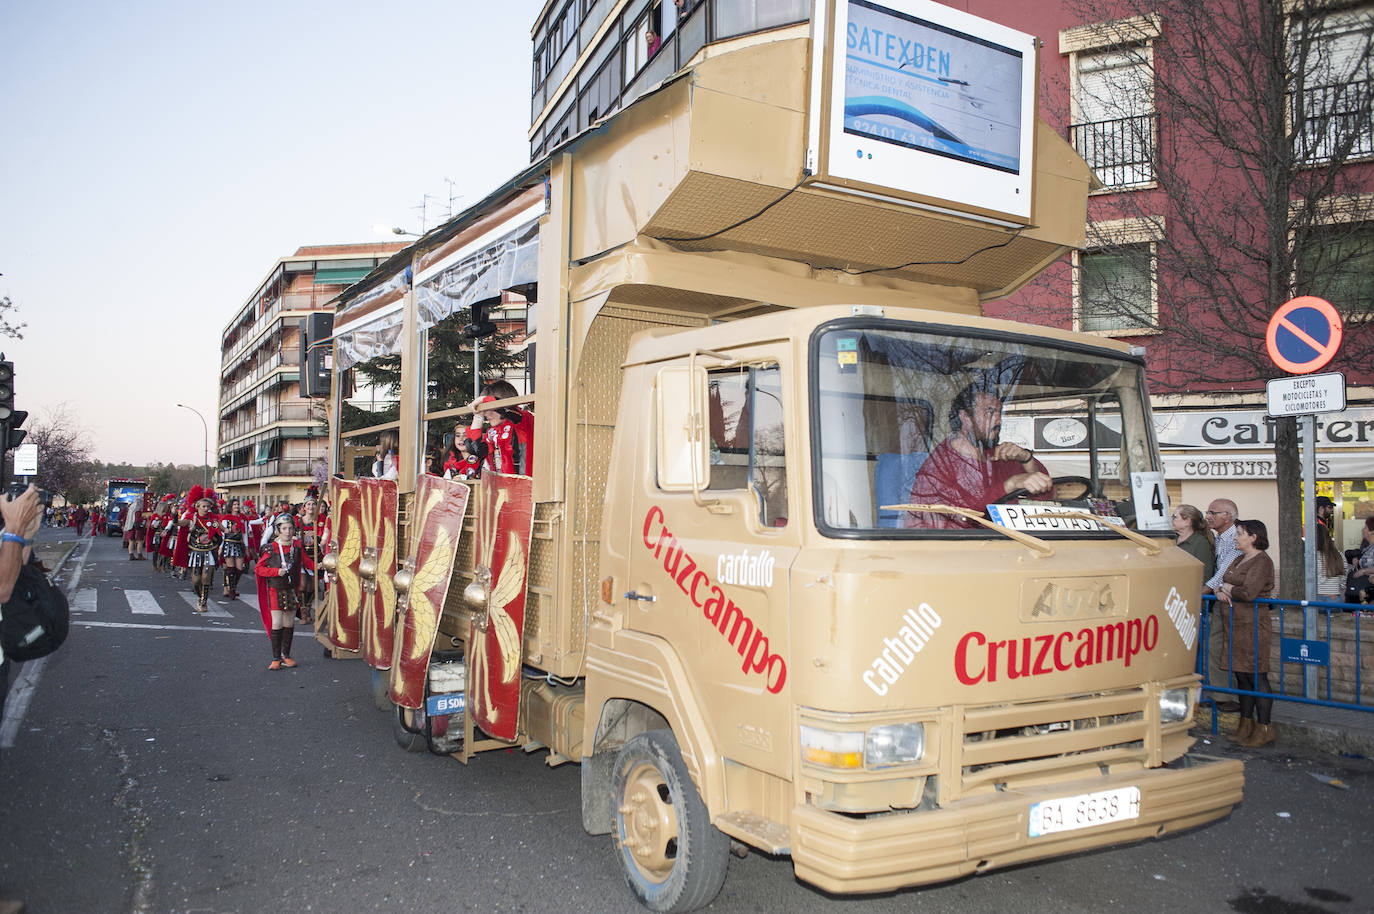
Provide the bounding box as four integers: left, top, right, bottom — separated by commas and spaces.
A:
181, 489, 223, 611
295, 496, 324, 625
255, 513, 304, 669
170, 488, 198, 579
218, 497, 252, 599
146, 497, 172, 573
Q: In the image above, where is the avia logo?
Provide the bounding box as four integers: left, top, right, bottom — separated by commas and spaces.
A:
955, 616, 1161, 685
642, 507, 787, 693
863, 603, 942, 696
1030, 581, 1115, 619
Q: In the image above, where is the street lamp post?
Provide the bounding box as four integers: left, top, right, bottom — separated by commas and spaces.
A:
176, 403, 209, 489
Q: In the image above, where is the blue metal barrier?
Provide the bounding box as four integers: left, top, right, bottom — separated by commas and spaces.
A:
1197, 594, 1372, 734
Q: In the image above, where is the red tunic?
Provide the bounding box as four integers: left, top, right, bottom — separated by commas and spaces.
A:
905, 439, 1048, 530
254, 537, 304, 634
466, 410, 534, 475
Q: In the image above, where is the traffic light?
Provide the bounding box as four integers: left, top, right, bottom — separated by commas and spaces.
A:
7, 410, 26, 449
0, 358, 13, 423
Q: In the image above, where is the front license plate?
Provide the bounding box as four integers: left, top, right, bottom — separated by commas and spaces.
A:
1028, 786, 1140, 838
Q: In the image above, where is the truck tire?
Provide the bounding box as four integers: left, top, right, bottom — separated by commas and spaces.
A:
611, 730, 728, 913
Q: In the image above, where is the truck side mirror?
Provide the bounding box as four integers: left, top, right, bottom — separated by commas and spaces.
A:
656, 365, 710, 492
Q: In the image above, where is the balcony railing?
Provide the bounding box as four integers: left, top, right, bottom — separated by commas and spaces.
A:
1069, 113, 1156, 189
219, 403, 318, 444
1293, 78, 1373, 163
216, 458, 316, 483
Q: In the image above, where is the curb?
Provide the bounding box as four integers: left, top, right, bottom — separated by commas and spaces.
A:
1194, 708, 1373, 759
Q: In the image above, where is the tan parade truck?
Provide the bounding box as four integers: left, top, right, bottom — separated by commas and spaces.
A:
319, 4, 1243, 911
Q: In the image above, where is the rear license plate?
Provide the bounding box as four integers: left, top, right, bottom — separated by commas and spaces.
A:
1028, 786, 1140, 838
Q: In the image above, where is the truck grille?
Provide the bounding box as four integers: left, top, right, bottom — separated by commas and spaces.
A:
958, 688, 1148, 796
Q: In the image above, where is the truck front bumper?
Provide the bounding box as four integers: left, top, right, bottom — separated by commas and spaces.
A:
790, 752, 1243, 895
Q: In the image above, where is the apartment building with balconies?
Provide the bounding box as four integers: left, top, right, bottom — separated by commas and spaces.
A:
218, 242, 405, 504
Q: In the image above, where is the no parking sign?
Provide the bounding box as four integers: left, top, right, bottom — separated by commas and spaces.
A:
1265, 296, 1343, 374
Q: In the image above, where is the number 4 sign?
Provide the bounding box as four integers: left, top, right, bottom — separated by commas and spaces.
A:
1131, 472, 1170, 531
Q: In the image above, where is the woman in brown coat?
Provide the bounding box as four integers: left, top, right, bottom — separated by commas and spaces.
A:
1217, 519, 1276, 747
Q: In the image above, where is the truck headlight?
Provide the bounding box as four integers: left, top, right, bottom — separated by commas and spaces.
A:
866, 723, 926, 768
799, 722, 926, 769
799, 725, 864, 769
1159, 687, 1190, 723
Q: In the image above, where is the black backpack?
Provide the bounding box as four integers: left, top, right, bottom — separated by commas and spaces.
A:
1, 562, 69, 662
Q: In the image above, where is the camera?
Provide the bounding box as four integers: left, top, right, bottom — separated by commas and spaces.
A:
7, 482, 52, 506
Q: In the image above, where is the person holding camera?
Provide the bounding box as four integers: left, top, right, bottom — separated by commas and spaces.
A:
464, 380, 534, 476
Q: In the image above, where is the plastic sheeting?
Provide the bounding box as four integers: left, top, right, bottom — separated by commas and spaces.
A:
415, 218, 540, 333
334, 270, 411, 370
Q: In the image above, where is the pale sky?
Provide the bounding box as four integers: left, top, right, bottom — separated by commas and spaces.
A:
0, 0, 544, 466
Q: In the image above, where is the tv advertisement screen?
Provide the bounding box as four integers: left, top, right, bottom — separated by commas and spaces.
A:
844, 0, 1024, 173
808, 0, 1038, 223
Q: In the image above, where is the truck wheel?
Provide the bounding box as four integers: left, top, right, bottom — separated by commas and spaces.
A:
611, 730, 728, 913
392, 705, 428, 753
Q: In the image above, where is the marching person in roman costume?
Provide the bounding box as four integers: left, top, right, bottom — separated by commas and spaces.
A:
255, 513, 304, 670
182, 490, 223, 612
218, 497, 251, 599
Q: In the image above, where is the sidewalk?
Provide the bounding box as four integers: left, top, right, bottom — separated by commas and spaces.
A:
1196, 698, 1374, 758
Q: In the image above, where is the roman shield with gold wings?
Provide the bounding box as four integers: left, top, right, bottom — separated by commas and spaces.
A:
468, 474, 534, 742
389, 474, 470, 710
357, 478, 398, 670
324, 478, 363, 652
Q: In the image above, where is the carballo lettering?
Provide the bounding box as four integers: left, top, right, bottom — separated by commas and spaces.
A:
642, 507, 787, 693
955, 616, 1160, 685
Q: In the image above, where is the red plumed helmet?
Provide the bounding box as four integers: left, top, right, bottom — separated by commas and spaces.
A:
186, 485, 204, 507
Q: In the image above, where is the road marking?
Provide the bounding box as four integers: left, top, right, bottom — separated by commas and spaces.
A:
126, 590, 164, 615
73, 588, 97, 613
0, 657, 47, 748
238, 591, 259, 613
61, 537, 94, 597
178, 591, 233, 618
73, 620, 263, 635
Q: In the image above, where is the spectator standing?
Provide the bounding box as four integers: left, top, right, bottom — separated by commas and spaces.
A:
72, 504, 88, 536
1316, 524, 1346, 600
1346, 517, 1374, 604
1217, 519, 1277, 747
1202, 499, 1241, 705
1171, 504, 1216, 585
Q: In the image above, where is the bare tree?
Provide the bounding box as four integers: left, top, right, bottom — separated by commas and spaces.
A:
0, 297, 24, 340
1005, 0, 1374, 596
24, 403, 94, 498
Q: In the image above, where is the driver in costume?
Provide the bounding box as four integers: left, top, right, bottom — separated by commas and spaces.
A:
905, 383, 1051, 530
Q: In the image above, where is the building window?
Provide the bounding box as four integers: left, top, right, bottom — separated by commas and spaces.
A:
1290, 4, 1374, 163
1296, 220, 1374, 317
1061, 15, 1160, 190
1075, 241, 1157, 334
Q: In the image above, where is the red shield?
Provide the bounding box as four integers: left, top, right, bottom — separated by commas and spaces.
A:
468, 475, 534, 742
358, 478, 399, 670
325, 478, 363, 652
389, 474, 471, 709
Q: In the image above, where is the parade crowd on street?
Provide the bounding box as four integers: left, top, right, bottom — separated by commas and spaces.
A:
115, 486, 329, 670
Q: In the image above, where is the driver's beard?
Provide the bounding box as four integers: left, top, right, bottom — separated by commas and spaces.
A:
975, 429, 1001, 452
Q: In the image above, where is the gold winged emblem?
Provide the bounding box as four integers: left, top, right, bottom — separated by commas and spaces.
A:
396, 487, 451, 665
468, 482, 531, 729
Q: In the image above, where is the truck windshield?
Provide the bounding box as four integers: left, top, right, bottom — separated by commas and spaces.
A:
812, 322, 1160, 536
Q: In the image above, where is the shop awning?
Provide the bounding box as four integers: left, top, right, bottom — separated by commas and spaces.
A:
314, 267, 373, 286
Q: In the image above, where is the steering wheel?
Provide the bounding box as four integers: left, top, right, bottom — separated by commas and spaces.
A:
994, 475, 1094, 505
